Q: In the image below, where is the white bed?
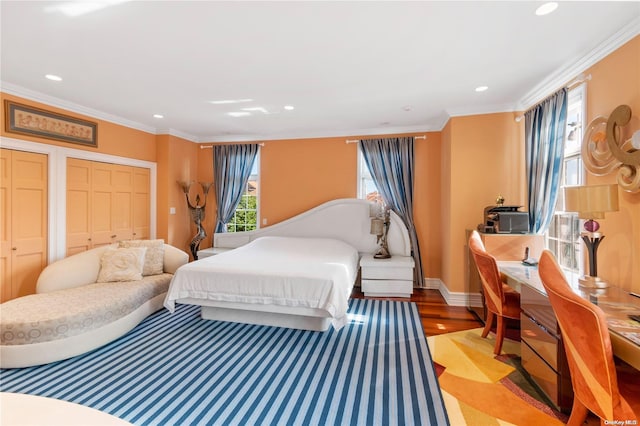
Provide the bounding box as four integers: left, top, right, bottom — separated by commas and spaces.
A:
165, 236, 359, 330
165, 198, 412, 331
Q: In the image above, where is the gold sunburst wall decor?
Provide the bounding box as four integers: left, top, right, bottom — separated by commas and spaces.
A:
582, 105, 640, 193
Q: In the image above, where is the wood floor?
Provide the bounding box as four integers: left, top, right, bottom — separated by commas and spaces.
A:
351, 287, 483, 336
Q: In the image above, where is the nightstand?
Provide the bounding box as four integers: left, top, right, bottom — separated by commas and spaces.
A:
197, 247, 232, 259
360, 254, 415, 298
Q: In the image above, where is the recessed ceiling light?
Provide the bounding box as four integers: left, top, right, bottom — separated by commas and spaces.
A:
284, 105, 295, 111
475, 86, 489, 92
153, 114, 164, 119
228, 112, 251, 117
242, 107, 269, 114
209, 99, 253, 105
535, 2, 558, 16
45, 74, 62, 81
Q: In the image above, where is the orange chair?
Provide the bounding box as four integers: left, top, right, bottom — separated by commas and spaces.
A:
538, 250, 639, 425
468, 230, 521, 355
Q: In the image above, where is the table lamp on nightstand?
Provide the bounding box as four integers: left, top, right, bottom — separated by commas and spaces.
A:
370, 206, 391, 259
564, 184, 619, 288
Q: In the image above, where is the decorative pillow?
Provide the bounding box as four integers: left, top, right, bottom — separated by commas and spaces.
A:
96, 247, 147, 283
119, 239, 165, 276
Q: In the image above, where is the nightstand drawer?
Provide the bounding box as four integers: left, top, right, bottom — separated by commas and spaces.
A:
362, 266, 413, 281
361, 279, 413, 297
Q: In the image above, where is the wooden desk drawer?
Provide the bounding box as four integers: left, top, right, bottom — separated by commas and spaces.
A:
521, 313, 559, 371
522, 341, 559, 407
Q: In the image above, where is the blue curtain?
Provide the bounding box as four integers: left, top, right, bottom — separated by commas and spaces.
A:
525, 88, 568, 234
360, 136, 424, 288
213, 144, 259, 233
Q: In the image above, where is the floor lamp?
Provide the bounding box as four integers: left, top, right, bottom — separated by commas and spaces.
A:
564, 184, 619, 288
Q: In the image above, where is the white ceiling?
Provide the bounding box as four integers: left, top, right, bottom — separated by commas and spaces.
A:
1, 1, 639, 143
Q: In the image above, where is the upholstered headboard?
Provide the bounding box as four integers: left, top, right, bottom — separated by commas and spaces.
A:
214, 198, 411, 257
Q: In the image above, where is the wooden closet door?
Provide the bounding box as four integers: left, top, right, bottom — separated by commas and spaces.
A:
133, 166, 150, 239
66, 158, 92, 255
0, 150, 12, 302
91, 162, 115, 247
7, 150, 48, 299
112, 164, 133, 242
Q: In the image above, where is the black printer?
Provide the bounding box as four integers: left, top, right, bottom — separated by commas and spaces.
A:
478, 205, 529, 234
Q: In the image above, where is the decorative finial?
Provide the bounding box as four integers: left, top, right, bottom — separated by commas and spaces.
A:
496, 195, 505, 206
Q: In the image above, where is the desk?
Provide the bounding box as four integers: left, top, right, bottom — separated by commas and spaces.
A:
498, 261, 640, 412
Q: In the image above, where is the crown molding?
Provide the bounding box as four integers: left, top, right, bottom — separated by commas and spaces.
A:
517, 16, 640, 110
155, 128, 200, 142
201, 124, 436, 143
446, 102, 518, 118
0, 81, 158, 135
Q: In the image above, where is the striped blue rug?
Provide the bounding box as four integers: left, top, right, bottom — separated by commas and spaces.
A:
1, 299, 448, 426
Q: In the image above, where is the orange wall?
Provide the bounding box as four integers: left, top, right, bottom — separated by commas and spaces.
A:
582, 36, 639, 292
156, 134, 201, 258
441, 112, 525, 292
1, 93, 157, 162
197, 132, 444, 279
414, 132, 442, 279
260, 137, 358, 225
197, 145, 216, 250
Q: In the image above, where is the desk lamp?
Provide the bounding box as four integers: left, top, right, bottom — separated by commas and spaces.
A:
564, 184, 619, 288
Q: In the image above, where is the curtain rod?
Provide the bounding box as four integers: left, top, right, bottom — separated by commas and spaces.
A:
567, 74, 591, 89
346, 135, 427, 144
514, 74, 592, 123
200, 142, 265, 149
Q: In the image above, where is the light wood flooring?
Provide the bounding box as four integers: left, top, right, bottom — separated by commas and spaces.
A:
351, 287, 483, 336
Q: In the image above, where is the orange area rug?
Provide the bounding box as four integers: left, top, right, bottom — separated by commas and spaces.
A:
427, 328, 568, 425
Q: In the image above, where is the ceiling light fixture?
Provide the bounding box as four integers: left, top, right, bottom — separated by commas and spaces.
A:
209, 99, 253, 105
535, 2, 558, 16
153, 114, 164, 119
45, 74, 62, 81
228, 112, 251, 117
475, 86, 489, 92
284, 105, 295, 111
45, 0, 130, 17
242, 107, 269, 114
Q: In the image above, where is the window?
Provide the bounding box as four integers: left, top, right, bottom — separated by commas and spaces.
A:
546, 85, 585, 272
357, 146, 383, 203
227, 154, 259, 232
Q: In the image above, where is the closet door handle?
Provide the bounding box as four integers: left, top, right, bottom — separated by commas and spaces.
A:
11, 247, 17, 251
111, 235, 117, 238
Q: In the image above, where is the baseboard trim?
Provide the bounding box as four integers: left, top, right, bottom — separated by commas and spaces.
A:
424, 277, 482, 308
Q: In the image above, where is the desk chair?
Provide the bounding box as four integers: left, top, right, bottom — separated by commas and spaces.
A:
538, 250, 639, 425
468, 230, 521, 355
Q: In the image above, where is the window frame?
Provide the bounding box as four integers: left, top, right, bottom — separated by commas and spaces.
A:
226, 152, 260, 233
545, 83, 586, 274
357, 145, 383, 203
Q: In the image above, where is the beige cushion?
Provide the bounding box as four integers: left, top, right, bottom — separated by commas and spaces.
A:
96, 247, 147, 283
1, 274, 173, 346
119, 239, 165, 276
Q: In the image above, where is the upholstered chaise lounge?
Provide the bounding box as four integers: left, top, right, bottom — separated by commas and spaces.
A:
0, 241, 188, 368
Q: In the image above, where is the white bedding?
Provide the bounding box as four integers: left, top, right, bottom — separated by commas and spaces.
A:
164, 236, 359, 329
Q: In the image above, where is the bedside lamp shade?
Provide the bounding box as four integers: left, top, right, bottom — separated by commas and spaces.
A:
563, 184, 619, 288
370, 218, 384, 236
564, 184, 619, 219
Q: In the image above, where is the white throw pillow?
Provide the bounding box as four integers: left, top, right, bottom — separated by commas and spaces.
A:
96, 247, 147, 283
119, 239, 165, 276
